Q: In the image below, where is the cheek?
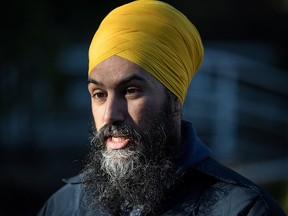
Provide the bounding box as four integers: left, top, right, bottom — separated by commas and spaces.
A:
128, 101, 155, 126
91, 105, 103, 131
127, 102, 146, 125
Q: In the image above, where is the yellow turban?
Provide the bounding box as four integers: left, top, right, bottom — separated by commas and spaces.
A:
88, 0, 204, 104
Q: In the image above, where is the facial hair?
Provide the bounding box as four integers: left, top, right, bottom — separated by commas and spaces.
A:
80, 98, 181, 215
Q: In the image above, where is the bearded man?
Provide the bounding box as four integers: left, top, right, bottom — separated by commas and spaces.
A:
37, 0, 285, 215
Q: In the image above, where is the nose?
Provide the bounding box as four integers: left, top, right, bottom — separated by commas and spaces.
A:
103, 94, 125, 125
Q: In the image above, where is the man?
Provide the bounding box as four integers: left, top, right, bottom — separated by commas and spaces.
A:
38, 0, 286, 215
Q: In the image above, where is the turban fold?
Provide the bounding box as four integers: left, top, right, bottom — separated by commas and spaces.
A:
88, 0, 204, 104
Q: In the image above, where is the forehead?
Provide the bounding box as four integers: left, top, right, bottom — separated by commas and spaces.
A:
88, 55, 162, 87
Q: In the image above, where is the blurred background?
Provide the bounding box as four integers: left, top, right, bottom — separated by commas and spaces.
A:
1, 0, 287, 215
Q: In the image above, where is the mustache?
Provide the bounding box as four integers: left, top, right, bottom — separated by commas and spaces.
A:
93, 123, 142, 145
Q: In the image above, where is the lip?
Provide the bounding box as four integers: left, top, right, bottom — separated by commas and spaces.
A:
106, 136, 130, 150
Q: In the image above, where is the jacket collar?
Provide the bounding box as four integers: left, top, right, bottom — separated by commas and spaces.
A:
179, 120, 211, 171
179, 121, 252, 187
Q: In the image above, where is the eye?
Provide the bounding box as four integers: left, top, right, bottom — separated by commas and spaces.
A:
125, 87, 143, 99
126, 88, 140, 95
92, 91, 107, 99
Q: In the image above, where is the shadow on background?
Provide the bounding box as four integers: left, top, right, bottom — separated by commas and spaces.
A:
1, 0, 287, 215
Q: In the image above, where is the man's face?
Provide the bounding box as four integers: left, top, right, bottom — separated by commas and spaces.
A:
88, 55, 168, 150
83, 55, 181, 214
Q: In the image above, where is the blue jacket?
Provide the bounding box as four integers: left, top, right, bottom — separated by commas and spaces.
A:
37, 122, 286, 215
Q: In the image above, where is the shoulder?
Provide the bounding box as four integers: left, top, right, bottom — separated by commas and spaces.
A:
185, 158, 286, 215
37, 176, 87, 216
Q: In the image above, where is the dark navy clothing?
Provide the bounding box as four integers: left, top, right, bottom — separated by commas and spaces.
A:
37, 122, 286, 215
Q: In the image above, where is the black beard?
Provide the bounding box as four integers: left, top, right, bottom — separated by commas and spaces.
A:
80, 98, 181, 215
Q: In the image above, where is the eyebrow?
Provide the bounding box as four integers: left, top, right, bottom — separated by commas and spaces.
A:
87, 74, 148, 87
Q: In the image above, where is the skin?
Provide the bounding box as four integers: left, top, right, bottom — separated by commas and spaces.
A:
88, 55, 171, 151
83, 55, 184, 214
